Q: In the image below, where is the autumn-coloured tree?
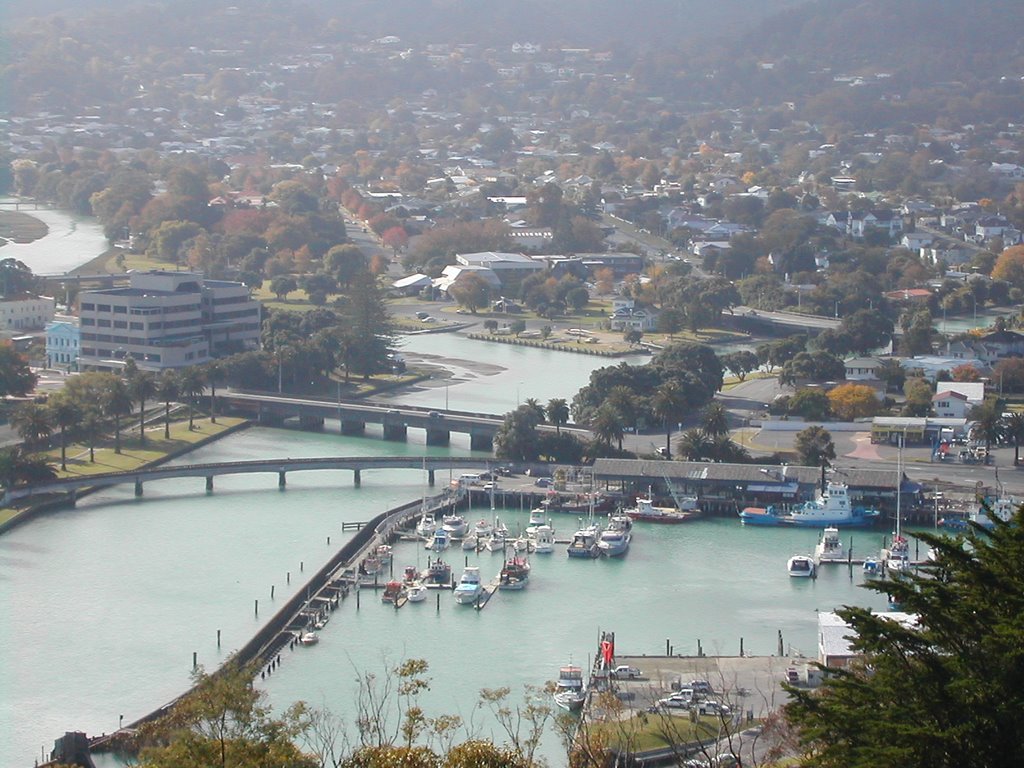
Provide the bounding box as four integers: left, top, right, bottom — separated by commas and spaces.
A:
991, 245, 1024, 288
827, 383, 881, 421
381, 225, 409, 254
951, 363, 981, 382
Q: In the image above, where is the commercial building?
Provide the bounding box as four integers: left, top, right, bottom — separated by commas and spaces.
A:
78, 271, 260, 371
44, 316, 81, 369
0, 294, 55, 331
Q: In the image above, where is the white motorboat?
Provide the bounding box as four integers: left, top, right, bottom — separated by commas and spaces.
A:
525, 507, 548, 536
426, 528, 450, 552
299, 631, 319, 646
415, 513, 437, 539
473, 518, 494, 538
553, 664, 587, 711
442, 514, 468, 538
597, 525, 631, 557
566, 524, 600, 558
787, 555, 816, 578
814, 526, 845, 563
453, 566, 483, 605
530, 524, 555, 554
486, 518, 510, 552
461, 533, 478, 551
406, 581, 427, 602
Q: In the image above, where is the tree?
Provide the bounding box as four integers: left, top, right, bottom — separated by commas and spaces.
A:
590, 403, 625, 451
0, 446, 55, 489
676, 428, 713, 461
157, 371, 179, 439
700, 401, 730, 436
270, 275, 298, 301
785, 509, 1024, 768
342, 272, 396, 380
381, 226, 409, 255
494, 405, 542, 462
788, 389, 831, 421
78, 409, 104, 463
0, 342, 37, 397
104, 377, 133, 454
47, 393, 81, 471
1002, 411, 1024, 466
325, 244, 367, 288
447, 273, 490, 314
0, 258, 40, 299
903, 377, 934, 416
795, 425, 836, 467
135, 663, 316, 768
509, 319, 527, 338
970, 398, 1004, 453
177, 367, 206, 430
545, 398, 569, 436
827, 383, 880, 421
721, 350, 759, 382
11, 402, 53, 451
990, 244, 1024, 288
129, 371, 157, 446
651, 381, 689, 458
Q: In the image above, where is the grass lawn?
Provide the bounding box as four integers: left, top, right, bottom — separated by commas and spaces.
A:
587, 712, 721, 753
0, 210, 49, 243
42, 416, 245, 479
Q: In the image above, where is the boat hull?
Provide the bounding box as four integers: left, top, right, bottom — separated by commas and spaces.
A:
741, 507, 880, 527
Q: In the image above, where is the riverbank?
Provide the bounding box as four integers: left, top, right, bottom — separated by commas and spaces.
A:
0, 210, 49, 245
0, 416, 250, 534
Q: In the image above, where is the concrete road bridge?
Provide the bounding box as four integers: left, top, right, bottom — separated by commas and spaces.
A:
2, 455, 502, 505
221, 390, 587, 450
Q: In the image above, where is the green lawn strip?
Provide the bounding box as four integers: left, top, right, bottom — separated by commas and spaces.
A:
587, 713, 720, 753
43, 417, 245, 479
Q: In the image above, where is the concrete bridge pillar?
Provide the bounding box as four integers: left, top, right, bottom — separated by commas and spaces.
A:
341, 419, 365, 436
353, 469, 361, 487
69, 489, 77, 507
470, 432, 494, 452
206, 476, 214, 492
425, 428, 450, 447
278, 471, 286, 488
134, 479, 143, 497
427, 469, 435, 487
259, 410, 285, 426
299, 414, 324, 430
382, 423, 408, 441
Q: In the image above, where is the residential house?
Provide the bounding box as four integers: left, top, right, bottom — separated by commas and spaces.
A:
901, 355, 986, 382
973, 329, 1024, 364
609, 299, 659, 332
848, 209, 904, 239
844, 356, 886, 381
932, 390, 971, 419
455, 251, 544, 279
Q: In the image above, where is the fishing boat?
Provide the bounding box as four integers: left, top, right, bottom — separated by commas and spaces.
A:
374, 544, 393, 565
381, 580, 406, 603
473, 518, 494, 538
625, 494, 699, 524
426, 528, 451, 552
406, 581, 427, 602
566, 523, 600, 559
542, 492, 615, 516
441, 514, 469, 538
740, 483, 880, 527
415, 512, 437, 539
453, 566, 483, 605
530, 524, 555, 554
498, 555, 531, 590
787, 555, 816, 578
461, 533, 479, 551
553, 664, 587, 711
299, 631, 319, 646
597, 516, 631, 557
359, 555, 384, 580
814, 527, 845, 563
403, 565, 419, 583
424, 558, 451, 586
943, 496, 1018, 531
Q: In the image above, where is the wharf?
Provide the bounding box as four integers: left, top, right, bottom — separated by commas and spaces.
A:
475, 578, 501, 610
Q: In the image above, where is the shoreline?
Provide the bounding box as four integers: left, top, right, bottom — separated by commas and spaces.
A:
0, 418, 252, 536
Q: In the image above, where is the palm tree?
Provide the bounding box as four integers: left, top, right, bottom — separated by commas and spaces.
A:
177, 366, 206, 430
47, 393, 81, 471
130, 371, 157, 446
590, 403, 625, 451
676, 428, 713, 461
0, 446, 56, 489
651, 381, 689, 459
10, 402, 53, 451
157, 371, 180, 440
1002, 411, 1024, 466
79, 408, 103, 463
204, 361, 223, 424
605, 385, 638, 434
969, 399, 1004, 454
104, 377, 133, 454
523, 398, 546, 424
545, 398, 569, 436
700, 401, 730, 437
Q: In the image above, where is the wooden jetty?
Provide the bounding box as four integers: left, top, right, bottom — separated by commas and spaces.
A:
475, 577, 501, 611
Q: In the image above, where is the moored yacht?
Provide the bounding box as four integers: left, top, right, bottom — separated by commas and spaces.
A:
567, 523, 600, 559
814, 527, 845, 563
787, 555, 816, 578
530, 524, 555, 554
453, 566, 483, 605
426, 528, 451, 552
415, 512, 437, 539
498, 555, 530, 590
553, 664, 587, 711
442, 514, 468, 538
597, 516, 631, 557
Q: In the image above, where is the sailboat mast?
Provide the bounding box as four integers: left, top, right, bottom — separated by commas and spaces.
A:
895, 431, 903, 538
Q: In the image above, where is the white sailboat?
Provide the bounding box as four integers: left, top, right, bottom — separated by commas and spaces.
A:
882, 433, 910, 575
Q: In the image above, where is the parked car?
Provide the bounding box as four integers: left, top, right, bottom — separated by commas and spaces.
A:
534, 477, 552, 488
655, 690, 694, 709
695, 700, 731, 716
611, 665, 642, 679
689, 680, 714, 694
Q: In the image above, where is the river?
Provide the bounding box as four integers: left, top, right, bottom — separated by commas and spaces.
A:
0, 199, 110, 275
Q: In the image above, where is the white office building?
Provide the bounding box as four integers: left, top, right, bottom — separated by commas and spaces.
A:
78, 271, 260, 371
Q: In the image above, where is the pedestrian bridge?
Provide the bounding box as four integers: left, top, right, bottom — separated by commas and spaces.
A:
2, 455, 500, 505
